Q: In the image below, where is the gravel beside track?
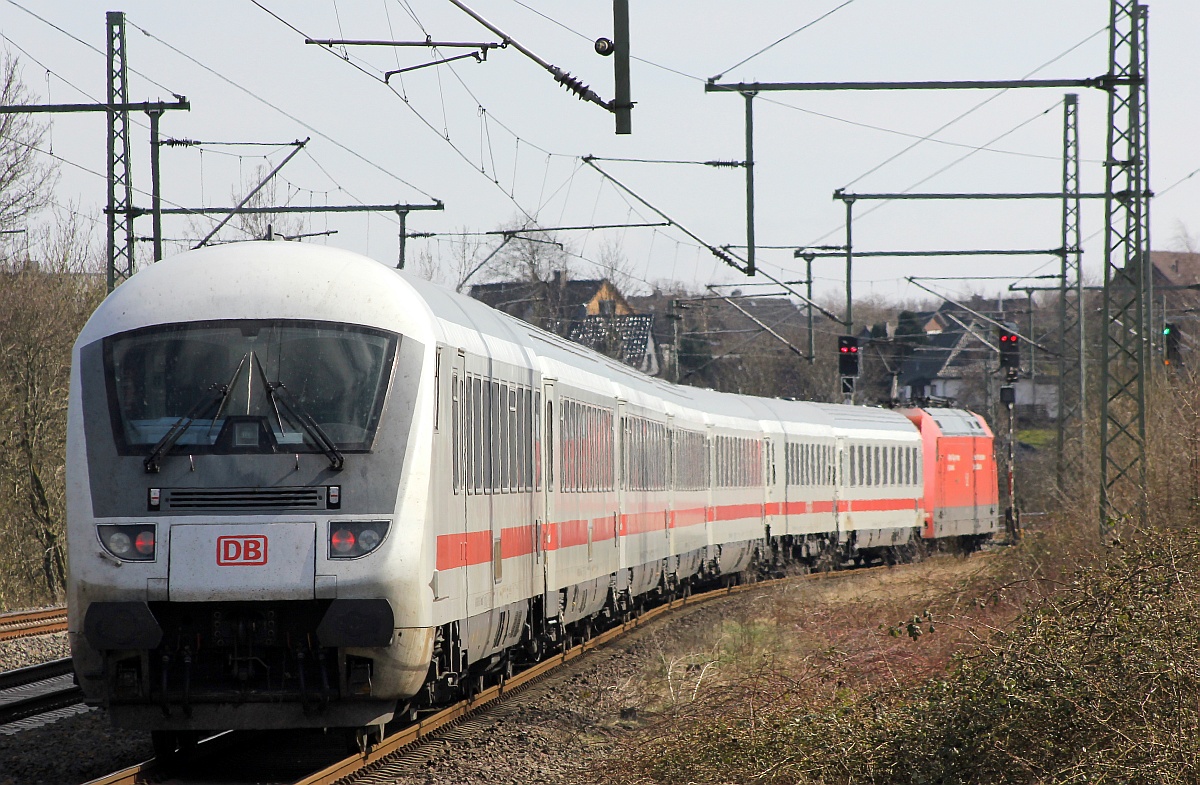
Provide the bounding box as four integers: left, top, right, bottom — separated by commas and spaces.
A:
353, 581, 799, 785
0, 631, 151, 785
0, 631, 70, 672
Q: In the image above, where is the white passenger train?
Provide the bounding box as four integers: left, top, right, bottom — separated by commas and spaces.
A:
66, 242, 997, 752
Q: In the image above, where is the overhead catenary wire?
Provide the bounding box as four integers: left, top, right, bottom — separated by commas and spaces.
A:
130, 14, 438, 203
710, 0, 859, 81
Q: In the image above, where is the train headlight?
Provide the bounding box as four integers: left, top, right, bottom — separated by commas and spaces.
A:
328, 520, 389, 559
98, 524, 157, 562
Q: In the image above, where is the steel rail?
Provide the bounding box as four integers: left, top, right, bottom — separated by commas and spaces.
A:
0, 684, 83, 726
0, 607, 68, 642
0, 657, 74, 691
76, 565, 891, 785
0, 658, 81, 728
294, 566, 886, 785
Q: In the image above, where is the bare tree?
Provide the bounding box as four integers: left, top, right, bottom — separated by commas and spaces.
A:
0, 211, 103, 604
230, 163, 306, 241
0, 51, 58, 237
590, 236, 640, 294
411, 229, 489, 291
480, 223, 572, 284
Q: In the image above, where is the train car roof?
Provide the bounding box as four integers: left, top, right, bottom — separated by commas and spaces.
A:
811, 403, 922, 442
905, 407, 993, 438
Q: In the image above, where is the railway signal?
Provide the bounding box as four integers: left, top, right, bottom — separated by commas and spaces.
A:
1164, 322, 1182, 366
838, 335, 860, 377
998, 325, 1020, 369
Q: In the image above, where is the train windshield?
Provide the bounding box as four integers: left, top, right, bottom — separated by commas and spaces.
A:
104, 319, 398, 455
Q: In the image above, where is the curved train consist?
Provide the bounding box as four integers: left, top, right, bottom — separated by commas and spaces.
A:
66, 242, 998, 750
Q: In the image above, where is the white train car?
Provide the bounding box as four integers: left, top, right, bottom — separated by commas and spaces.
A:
65, 242, 987, 753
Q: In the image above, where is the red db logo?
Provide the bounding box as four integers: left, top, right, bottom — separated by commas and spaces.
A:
216, 535, 268, 566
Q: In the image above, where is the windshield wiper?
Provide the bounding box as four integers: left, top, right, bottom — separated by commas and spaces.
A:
144, 384, 229, 473
267, 383, 345, 471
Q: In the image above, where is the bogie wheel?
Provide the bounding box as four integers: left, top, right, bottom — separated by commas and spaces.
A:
347, 724, 384, 755
525, 634, 544, 663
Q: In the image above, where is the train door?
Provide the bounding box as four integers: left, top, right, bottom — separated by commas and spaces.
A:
446, 349, 468, 621
529, 375, 545, 606
461, 362, 494, 658
833, 437, 846, 544
540, 379, 557, 621
763, 436, 776, 539
615, 400, 633, 596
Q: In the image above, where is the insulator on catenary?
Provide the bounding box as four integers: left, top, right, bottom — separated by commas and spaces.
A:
551, 68, 603, 105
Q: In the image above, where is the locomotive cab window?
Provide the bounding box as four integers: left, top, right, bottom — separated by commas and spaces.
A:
103, 319, 397, 456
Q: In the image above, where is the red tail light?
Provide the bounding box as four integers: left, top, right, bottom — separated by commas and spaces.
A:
331, 528, 356, 553
134, 531, 155, 555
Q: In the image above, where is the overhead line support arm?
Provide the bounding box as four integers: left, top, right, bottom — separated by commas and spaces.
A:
705, 77, 1114, 93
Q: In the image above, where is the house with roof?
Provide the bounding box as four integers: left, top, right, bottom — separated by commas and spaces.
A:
470, 270, 661, 375
469, 271, 635, 336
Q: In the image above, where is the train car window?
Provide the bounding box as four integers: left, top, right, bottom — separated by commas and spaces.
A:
531, 391, 538, 492
452, 374, 460, 493
511, 389, 520, 492
874, 445, 881, 487
517, 389, 527, 492
492, 381, 502, 493
891, 446, 898, 486
587, 407, 595, 492
480, 380, 489, 493
464, 377, 473, 495
528, 390, 535, 491
499, 386, 510, 493
105, 320, 397, 456
472, 378, 483, 494
508, 387, 518, 493
620, 417, 628, 490
573, 403, 580, 493
514, 388, 522, 492
584, 405, 591, 492
579, 405, 587, 492
563, 401, 573, 492
545, 398, 554, 491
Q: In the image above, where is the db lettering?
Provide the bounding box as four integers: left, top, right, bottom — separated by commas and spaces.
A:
216, 535, 268, 566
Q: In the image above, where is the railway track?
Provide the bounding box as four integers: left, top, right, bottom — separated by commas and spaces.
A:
0, 658, 85, 731
80, 565, 887, 785
0, 607, 68, 642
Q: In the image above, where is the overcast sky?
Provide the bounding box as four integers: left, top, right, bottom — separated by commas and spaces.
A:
3, 1, 1198, 306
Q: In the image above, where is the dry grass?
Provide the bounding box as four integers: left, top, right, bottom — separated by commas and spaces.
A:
602, 431, 1200, 785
